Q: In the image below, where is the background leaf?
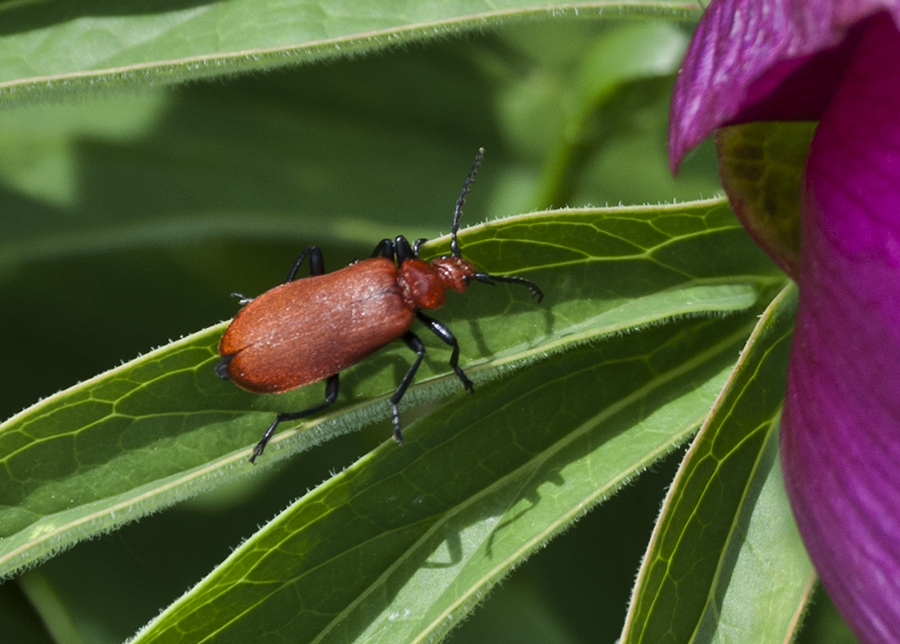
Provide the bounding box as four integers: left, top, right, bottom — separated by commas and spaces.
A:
0, 0, 694, 104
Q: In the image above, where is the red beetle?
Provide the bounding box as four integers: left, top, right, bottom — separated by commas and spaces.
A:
217, 149, 542, 462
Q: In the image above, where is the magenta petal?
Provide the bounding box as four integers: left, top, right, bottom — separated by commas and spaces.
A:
782, 15, 900, 644
669, 0, 900, 170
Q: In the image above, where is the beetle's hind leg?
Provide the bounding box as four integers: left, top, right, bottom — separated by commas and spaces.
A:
416, 313, 474, 392
250, 374, 339, 463
215, 353, 235, 380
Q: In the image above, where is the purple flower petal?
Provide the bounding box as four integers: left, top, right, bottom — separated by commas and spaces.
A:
670, 2, 900, 641
783, 14, 900, 643
669, 1, 900, 170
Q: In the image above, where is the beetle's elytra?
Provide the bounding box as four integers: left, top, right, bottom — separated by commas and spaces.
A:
216, 148, 543, 463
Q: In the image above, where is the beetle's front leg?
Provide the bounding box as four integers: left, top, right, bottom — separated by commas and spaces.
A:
416, 313, 474, 392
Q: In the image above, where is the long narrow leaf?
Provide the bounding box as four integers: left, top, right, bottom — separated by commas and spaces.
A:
0, 1, 698, 105
622, 284, 814, 644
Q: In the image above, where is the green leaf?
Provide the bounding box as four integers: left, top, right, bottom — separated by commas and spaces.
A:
621, 285, 814, 644
0, 1, 698, 105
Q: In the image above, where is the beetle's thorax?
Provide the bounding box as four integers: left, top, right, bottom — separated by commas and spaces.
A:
398, 256, 476, 311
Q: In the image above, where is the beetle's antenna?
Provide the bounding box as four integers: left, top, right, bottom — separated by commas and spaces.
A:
474, 272, 544, 302
451, 148, 485, 258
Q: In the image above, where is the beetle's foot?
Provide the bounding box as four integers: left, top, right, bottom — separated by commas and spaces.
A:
391, 406, 405, 445
230, 292, 254, 305
249, 417, 279, 464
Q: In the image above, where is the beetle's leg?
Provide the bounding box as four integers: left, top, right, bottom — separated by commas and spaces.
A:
249, 374, 340, 463
412, 238, 428, 257
371, 239, 395, 259
416, 313, 475, 392
390, 331, 427, 445
215, 353, 235, 380
285, 246, 325, 282
472, 272, 544, 303
395, 236, 415, 265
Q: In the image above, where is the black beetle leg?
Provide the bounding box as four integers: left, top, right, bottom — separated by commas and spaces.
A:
371, 239, 395, 259
412, 238, 428, 257
250, 374, 340, 463
390, 331, 427, 444
286, 246, 326, 282
416, 312, 474, 392
215, 353, 234, 381
394, 236, 415, 265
